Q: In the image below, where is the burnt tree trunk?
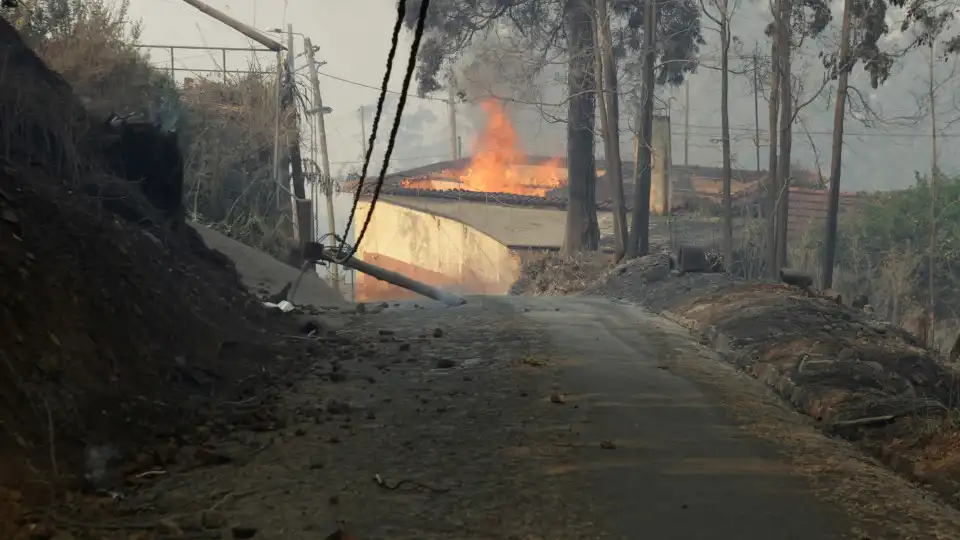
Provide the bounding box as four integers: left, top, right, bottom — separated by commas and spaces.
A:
562, 0, 601, 254
821, 0, 852, 289
595, 0, 628, 260
719, 0, 733, 269
627, 0, 657, 258
766, 35, 780, 277
775, 0, 793, 270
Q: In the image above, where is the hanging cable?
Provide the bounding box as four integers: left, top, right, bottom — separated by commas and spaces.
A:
335, 0, 414, 260
332, 0, 431, 263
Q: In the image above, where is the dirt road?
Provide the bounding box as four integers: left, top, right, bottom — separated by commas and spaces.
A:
74, 296, 960, 539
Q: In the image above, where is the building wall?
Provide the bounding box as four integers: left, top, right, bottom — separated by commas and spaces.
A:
353, 200, 522, 302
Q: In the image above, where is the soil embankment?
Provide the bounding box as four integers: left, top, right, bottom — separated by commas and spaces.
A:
0, 18, 350, 536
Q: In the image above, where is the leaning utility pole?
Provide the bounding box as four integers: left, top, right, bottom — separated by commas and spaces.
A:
304, 37, 340, 286
179, 0, 285, 51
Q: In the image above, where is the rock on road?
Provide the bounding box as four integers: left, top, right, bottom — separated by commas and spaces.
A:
142, 295, 960, 540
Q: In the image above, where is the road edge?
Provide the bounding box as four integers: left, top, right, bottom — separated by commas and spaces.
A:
660, 308, 960, 509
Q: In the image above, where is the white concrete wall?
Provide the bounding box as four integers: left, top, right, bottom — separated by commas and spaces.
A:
353, 199, 521, 302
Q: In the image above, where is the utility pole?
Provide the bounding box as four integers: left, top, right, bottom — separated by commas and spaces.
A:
284, 24, 312, 252
930, 44, 938, 176
304, 37, 340, 287
928, 41, 937, 345
753, 47, 761, 172
277, 25, 294, 226
448, 71, 459, 160
683, 79, 690, 166
286, 24, 295, 74
359, 106, 368, 156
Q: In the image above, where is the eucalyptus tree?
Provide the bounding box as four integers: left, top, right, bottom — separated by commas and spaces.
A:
403, 0, 702, 254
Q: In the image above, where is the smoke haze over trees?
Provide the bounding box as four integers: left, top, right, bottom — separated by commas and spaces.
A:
353, 0, 960, 194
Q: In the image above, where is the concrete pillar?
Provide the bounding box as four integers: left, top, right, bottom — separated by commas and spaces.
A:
651, 114, 672, 214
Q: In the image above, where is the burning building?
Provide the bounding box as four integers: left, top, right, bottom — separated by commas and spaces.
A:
345, 98, 763, 302
401, 99, 567, 197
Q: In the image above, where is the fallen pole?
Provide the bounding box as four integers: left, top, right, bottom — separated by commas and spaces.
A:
302, 242, 467, 307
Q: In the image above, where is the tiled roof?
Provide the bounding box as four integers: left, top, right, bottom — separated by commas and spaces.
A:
787, 187, 864, 240
342, 158, 863, 235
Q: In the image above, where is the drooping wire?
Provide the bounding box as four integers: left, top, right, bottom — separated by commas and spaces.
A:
337, 0, 431, 263
334, 0, 414, 261
334, 0, 430, 263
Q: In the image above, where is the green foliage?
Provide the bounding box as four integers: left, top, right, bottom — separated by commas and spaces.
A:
3, 0, 141, 47
830, 175, 960, 318
403, 0, 704, 97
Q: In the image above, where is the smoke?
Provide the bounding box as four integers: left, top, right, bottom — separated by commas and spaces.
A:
450, 31, 567, 158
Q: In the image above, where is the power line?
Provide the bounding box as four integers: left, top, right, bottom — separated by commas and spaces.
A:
334, 0, 431, 263
335, 0, 408, 260
684, 123, 960, 138
330, 153, 451, 166
317, 71, 448, 102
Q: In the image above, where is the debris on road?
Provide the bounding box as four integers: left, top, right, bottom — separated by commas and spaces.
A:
510, 251, 613, 296
262, 299, 295, 312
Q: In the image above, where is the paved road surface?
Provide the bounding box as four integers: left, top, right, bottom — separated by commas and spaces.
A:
514, 295, 848, 539
144, 295, 960, 539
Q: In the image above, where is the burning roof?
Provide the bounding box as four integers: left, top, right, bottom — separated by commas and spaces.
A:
341, 97, 780, 214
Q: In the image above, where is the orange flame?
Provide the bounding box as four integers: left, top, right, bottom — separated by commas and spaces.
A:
402, 99, 564, 196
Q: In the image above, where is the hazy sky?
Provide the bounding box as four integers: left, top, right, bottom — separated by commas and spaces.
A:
128, 0, 453, 175
127, 0, 959, 193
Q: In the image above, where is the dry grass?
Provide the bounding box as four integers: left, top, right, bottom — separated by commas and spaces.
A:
20, 0, 297, 256
178, 73, 296, 256
727, 212, 960, 355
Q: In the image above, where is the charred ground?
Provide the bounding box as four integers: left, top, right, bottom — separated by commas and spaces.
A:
0, 18, 331, 533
